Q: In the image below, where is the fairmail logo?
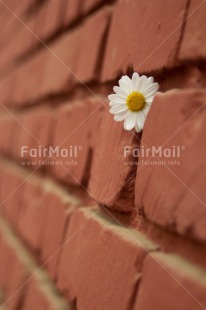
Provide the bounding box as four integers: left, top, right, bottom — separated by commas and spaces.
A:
124, 145, 185, 158
21, 145, 82, 158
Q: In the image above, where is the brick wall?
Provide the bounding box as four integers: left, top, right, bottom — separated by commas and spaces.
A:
0, 0, 206, 309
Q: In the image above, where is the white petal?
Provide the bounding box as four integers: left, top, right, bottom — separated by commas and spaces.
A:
109, 102, 118, 107
109, 101, 126, 107
143, 83, 159, 97
135, 123, 141, 133
145, 94, 155, 104
109, 101, 121, 107
146, 76, 154, 85
132, 72, 140, 80
142, 105, 150, 117
108, 94, 126, 104
113, 86, 128, 98
138, 75, 148, 93
118, 79, 129, 94
145, 76, 154, 88
110, 105, 128, 114
120, 75, 133, 93
124, 112, 136, 130
114, 110, 129, 122
136, 111, 145, 131
132, 72, 140, 91
140, 76, 154, 93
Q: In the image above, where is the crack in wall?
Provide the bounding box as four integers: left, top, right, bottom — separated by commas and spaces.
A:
1, 58, 206, 113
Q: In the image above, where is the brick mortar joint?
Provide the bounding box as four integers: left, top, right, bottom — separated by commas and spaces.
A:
0, 215, 71, 309
2, 58, 206, 110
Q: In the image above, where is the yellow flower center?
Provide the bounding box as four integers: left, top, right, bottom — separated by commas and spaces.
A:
126, 92, 146, 112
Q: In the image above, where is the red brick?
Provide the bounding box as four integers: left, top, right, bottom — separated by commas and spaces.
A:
16, 17, 39, 54
35, 0, 64, 42
89, 107, 140, 212
9, 113, 26, 159
0, 115, 14, 154
101, 6, 129, 82
21, 278, 51, 310
134, 253, 206, 310
0, 232, 13, 290
0, 0, 35, 50
22, 275, 69, 310
58, 208, 157, 309
135, 89, 206, 242
0, 167, 26, 224
52, 99, 103, 186
75, 7, 112, 82
16, 107, 54, 166
63, 0, 82, 26
83, 0, 105, 14
13, 50, 48, 105
40, 28, 81, 97
0, 215, 69, 310
40, 184, 80, 280
0, 70, 18, 106
0, 228, 29, 310
0, 14, 22, 51
33, 2, 51, 43
102, 0, 188, 82
0, 112, 23, 158
0, 2, 14, 25
0, 217, 69, 310
2, 0, 36, 18
0, 17, 37, 69
16, 112, 38, 160
17, 178, 46, 254
2, 171, 25, 226
0, 167, 8, 209
2, 27, 82, 106
3, 253, 28, 310
179, 0, 206, 61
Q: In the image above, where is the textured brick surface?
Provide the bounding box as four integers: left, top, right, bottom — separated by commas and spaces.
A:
0, 115, 14, 154
0, 241, 28, 310
63, 0, 82, 26
35, 0, 64, 41
0, 222, 30, 310
135, 90, 206, 242
179, 0, 206, 60
40, 28, 81, 97
0, 17, 37, 69
134, 253, 206, 310
1, 172, 25, 226
40, 184, 80, 280
0, 1, 206, 309
76, 7, 111, 82
16, 107, 54, 164
52, 99, 103, 186
58, 208, 157, 309
83, 0, 105, 13
12, 50, 49, 105
89, 108, 140, 212
0, 167, 26, 224
22, 276, 69, 310
102, 0, 188, 81
0, 217, 70, 310
18, 178, 45, 253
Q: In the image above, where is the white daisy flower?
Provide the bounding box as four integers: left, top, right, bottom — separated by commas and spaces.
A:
108, 72, 159, 132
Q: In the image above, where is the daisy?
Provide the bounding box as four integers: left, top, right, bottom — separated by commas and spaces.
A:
108, 72, 159, 132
